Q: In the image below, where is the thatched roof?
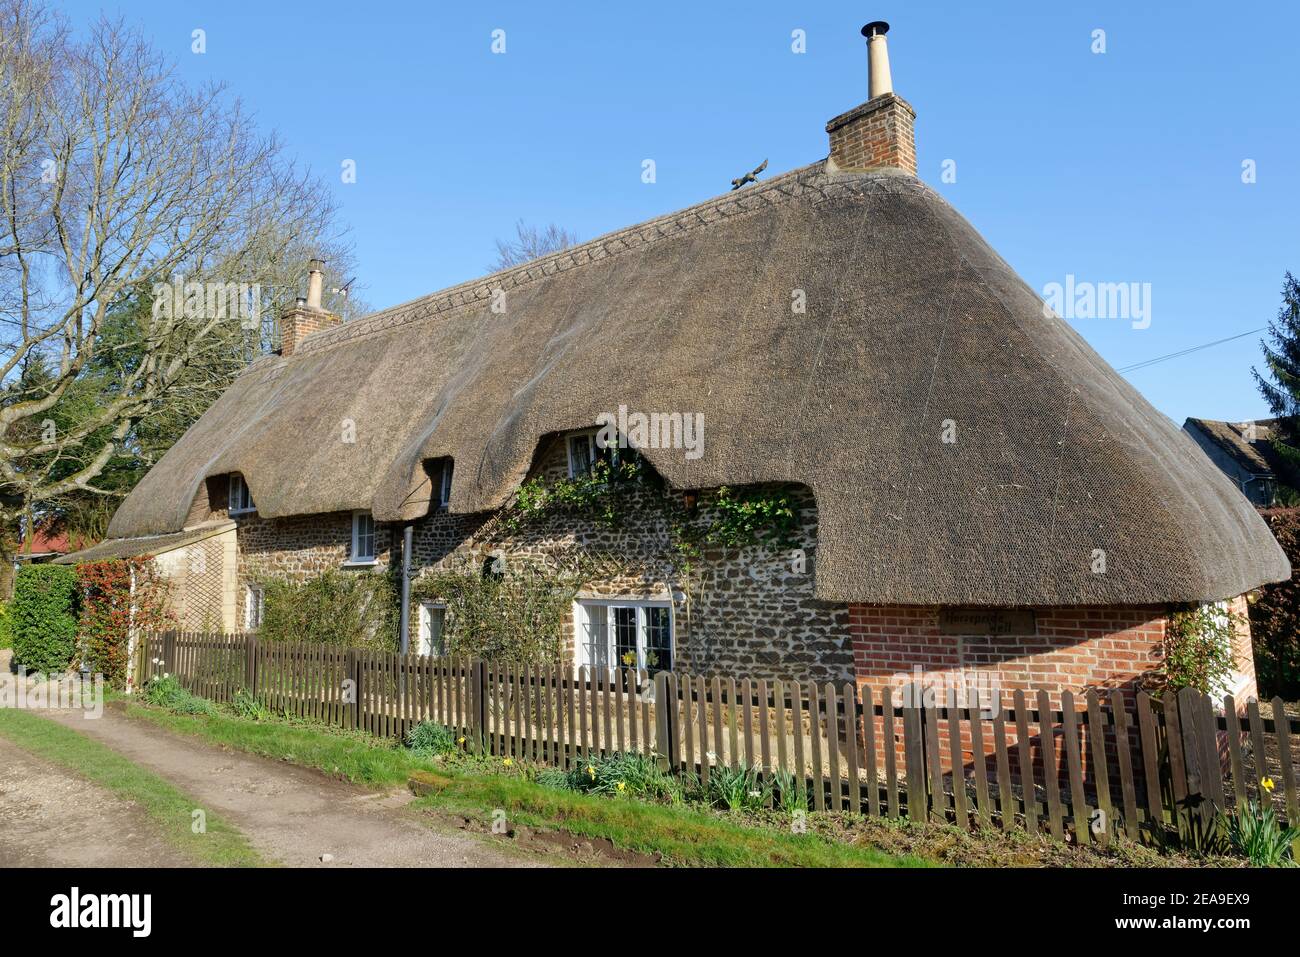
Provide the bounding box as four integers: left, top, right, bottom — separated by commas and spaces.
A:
105, 161, 1289, 604
1184, 417, 1283, 478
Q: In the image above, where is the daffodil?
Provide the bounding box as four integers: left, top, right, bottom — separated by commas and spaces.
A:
587, 764, 596, 780
616, 781, 626, 792
503, 757, 513, 767
1262, 776, 1275, 793
457, 736, 466, 745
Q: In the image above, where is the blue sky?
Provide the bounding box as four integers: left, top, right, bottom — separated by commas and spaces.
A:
58, 0, 1299, 425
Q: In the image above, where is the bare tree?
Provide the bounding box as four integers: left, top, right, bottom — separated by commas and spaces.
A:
490, 220, 579, 271
0, 0, 359, 545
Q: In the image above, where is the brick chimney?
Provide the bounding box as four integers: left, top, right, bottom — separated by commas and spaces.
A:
278, 259, 339, 356
825, 21, 917, 175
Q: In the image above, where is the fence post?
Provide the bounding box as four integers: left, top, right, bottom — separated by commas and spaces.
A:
472, 660, 489, 754
346, 649, 360, 731
654, 671, 677, 771
1175, 687, 1221, 838
245, 636, 259, 695
162, 630, 176, 676
901, 682, 927, 823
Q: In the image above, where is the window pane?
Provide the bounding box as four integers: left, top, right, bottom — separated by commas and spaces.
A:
569, 435, 592, 477
441, 463, 453, 505
613, 607, 637, 667
420, 604, 445, 656
355, 513, 375, 560
582, 604, 608, 668
645, 607, 671, 672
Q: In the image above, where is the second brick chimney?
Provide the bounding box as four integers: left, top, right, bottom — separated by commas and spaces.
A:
279, 259, 339, 356
825, 21, 917, 176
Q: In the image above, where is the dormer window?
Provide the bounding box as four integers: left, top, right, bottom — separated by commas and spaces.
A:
567, 430, 639, 479
439, 461, 453, 508
350, 511, 376, 564
228, 473, 255, 514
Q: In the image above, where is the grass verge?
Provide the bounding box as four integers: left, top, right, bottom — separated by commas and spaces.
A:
0, 708, 265, 867
121, 699, 441, 788
120, 701, 933, 867
412, 771, 934, 867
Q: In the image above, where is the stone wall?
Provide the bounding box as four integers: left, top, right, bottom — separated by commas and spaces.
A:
226, 437, 852, 683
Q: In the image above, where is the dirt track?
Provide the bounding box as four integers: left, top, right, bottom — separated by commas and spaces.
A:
0, 735, 192, 867
38, 706, 539, 867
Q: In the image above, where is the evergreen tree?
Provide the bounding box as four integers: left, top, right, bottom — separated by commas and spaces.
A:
1252, 272, 1300, 488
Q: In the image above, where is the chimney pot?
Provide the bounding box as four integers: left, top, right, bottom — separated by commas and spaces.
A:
306, 258, 326, 310
861, 20, 893, 98
279, 258, 339, 356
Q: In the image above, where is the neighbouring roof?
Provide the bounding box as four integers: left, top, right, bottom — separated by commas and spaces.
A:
15, 522, 94, 559
55, 521, 234, 565
103, 160, 1290, 605
1184, 417, 1284, 478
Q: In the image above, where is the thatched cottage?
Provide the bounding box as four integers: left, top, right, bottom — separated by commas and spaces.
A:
69, 24, 1289, 705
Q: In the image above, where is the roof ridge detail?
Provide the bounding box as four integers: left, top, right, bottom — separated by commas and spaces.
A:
297, 161, 924, 354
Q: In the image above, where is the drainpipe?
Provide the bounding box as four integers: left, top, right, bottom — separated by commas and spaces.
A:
398, 524, 414, 654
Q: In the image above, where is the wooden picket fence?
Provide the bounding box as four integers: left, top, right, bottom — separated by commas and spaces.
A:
136, 631, 1299, 846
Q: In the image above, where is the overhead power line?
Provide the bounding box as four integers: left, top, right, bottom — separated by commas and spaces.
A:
1116, 327, 1266, 374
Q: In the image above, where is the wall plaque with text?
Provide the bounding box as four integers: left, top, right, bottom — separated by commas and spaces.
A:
938, 608, 1036, 636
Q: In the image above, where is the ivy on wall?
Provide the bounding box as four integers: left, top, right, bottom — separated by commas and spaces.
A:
413, 555, 615, 665
255, 568, 398, 649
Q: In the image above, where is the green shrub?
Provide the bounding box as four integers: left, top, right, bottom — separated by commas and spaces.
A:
0, 601, 12, 650
257, 569, 396, 649
1159, 605, 1242, 696
535, 766, 574, 790
10, 564, 79, 675
542, 752, 685, 803
707, 763, 771, 812
142, 674, 218, 716
771, 768, 808, 813
406, 721, 456, 757
230, 688, 270, 721
1223, 800, 1300, 867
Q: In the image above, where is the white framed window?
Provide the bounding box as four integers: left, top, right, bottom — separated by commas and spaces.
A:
228, 473, 255, 514
244, 584, 264, 630
418, 602, 446, 656
350, 511, 376, 563
439, 462, 453, 508
574, 599, 673, 673
566, 430, 640, 479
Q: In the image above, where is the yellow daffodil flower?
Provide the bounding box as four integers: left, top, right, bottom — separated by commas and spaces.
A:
1262, 776, 1275, 793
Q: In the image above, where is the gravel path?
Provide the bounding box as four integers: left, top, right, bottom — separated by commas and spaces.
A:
0, 735, 193, 867
38, 707, 539, 868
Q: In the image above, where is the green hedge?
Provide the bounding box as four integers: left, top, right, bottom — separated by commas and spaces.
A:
1252, 508, 1300, 699
11, 564, 79, 674
0, 601, 12, 650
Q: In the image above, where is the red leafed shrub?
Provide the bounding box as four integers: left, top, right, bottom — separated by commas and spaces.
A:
75, 559, 172, 689
1250, 508, 1300, 700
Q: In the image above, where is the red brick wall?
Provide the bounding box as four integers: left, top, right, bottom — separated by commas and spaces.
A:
849, 604, 1176, 710
825, 93, 917, 175
849, 601, 1259, 800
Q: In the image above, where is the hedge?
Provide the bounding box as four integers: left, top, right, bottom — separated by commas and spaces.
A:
1251, 508, 1300, 699
10, 564, 79, 675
